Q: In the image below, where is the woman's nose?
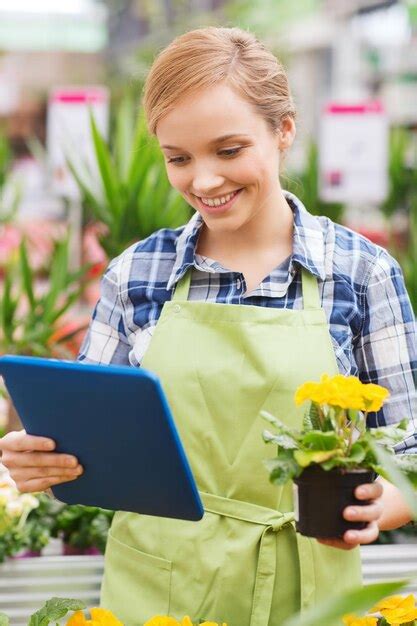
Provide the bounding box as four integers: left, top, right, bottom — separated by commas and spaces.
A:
191, 170, 225, 196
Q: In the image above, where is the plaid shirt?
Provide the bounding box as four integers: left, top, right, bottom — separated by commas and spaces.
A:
79, 191, 417, 452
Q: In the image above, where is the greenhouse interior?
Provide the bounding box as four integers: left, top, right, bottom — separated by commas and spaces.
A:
1, 1, 417, 625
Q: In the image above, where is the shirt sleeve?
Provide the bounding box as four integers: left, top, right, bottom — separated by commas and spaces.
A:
354, 248, 417, 453
77, 260, 131, 366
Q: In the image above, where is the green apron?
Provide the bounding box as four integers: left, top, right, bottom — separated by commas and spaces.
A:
101, 267, 362, 625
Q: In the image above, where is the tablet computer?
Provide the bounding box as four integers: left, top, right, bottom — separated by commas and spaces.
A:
0, 355, 204, 521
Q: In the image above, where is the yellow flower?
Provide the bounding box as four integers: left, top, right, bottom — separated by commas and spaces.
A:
369, 594, 414, 613
361, 383, 390, 412
66, 611, 96, 626
180, 618, 193, 626
90, 609, 124, 626
342, 614, 378, 626
66, 609, 123, 626
294, 374, 389, 412
143, 618, 181, 626
381, 606, 417, 625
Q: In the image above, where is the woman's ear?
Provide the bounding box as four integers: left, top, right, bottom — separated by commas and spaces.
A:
278, 117, 296, 151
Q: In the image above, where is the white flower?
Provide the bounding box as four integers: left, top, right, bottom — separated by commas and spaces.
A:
0, 486, 17, 505
19, 494, 39, 511
6, 500, 24, 517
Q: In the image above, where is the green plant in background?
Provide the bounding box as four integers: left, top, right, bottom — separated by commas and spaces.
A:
24, 493, 64, 554
0, 135, 20, 225
0, 236, 91, 357
396, 196, 417, 315
380, 127, 412, 220
0, 477, 41, 562
283, 142, 345, 223
380, 127, 417, 315
52, 504, 115, 554
68, 98, 192, 259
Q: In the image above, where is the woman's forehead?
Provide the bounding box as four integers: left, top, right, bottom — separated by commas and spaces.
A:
156, 84, 265, 148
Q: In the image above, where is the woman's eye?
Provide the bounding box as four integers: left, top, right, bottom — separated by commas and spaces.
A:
219, 147, 243, 157
167, 156, 188, 165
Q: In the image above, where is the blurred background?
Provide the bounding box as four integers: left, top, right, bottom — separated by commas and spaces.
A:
0, 0, 416, 420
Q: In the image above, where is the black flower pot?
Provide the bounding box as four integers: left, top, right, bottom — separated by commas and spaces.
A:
293, 465, 375, 539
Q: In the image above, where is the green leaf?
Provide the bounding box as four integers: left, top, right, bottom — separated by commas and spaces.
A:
284, 580, 408, 626
346, 442, 367, 464
394, 455, 417, 488
89, 110, 121, 216
264, 454, 299, 485
115, 96, 135, 180
308, 402, 322, 430
370, 442, 417, 519
28, 598, 86, 626
301, 431, 340, 450
0, 612, 9, 626
19, 239, 35, 311
294, 449, 342, 468
261, 411, 297, 436
263, 429, 299, 449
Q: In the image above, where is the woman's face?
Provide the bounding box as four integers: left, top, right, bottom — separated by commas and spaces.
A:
156, 83, 295, 234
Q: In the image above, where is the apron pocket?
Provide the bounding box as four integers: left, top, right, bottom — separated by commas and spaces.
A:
101, 530, 172, 623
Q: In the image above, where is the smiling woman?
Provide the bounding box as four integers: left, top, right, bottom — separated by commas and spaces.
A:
1, 25, 416, 626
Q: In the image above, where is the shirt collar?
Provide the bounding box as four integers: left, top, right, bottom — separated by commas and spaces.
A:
167, 191, 326, 290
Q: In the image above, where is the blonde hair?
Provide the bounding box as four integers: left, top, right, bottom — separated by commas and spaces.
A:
143, 26, 296, 136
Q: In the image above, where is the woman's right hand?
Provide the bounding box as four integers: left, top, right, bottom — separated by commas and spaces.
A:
0, 430, 83, 493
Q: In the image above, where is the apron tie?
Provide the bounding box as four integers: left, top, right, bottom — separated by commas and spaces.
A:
200, 492, 311, 626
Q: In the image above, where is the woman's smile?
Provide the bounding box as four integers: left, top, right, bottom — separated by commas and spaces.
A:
193, 188, 243, 215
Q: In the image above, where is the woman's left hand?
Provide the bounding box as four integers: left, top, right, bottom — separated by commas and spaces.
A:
318, 480, 384, 550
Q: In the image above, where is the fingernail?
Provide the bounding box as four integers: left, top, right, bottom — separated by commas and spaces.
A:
347, 531, 358, 541
45, 441, 55, 450
348, 508, 357, 519
357, 487, 366, 497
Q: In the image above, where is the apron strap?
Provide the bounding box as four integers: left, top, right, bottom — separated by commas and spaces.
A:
172, 268, 192, 302
172, 266, 322, 311
301, 268, 321, 310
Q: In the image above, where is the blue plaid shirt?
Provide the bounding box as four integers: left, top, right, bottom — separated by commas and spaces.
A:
79, 192, 417, 452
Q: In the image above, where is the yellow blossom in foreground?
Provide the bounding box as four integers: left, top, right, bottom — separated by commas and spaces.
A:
369, 594, 415, 613
66, 609, 123, 626
380, 606, 417, 624
143, 618, 181, 626
90, 609, 124, 626
342, 615, 378, 626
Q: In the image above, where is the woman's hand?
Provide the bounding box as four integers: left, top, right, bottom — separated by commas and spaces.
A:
0, 430, 83, 493
318, 480, 384, 550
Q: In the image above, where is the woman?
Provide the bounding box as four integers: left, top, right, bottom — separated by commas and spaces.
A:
1, 27, 416, 626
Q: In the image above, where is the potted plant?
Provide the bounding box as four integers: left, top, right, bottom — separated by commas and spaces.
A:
262, 373, 417, 539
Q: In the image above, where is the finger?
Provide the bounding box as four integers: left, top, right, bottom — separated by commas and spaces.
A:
15, 474, 82, 494
344, 502, 383, 524
12, 465, 83, 482
0, 431, 55, 453
317, 538, 355, 551
343, 521, 379, 546
355, 481, 383, 501
4, 451, 79, 469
